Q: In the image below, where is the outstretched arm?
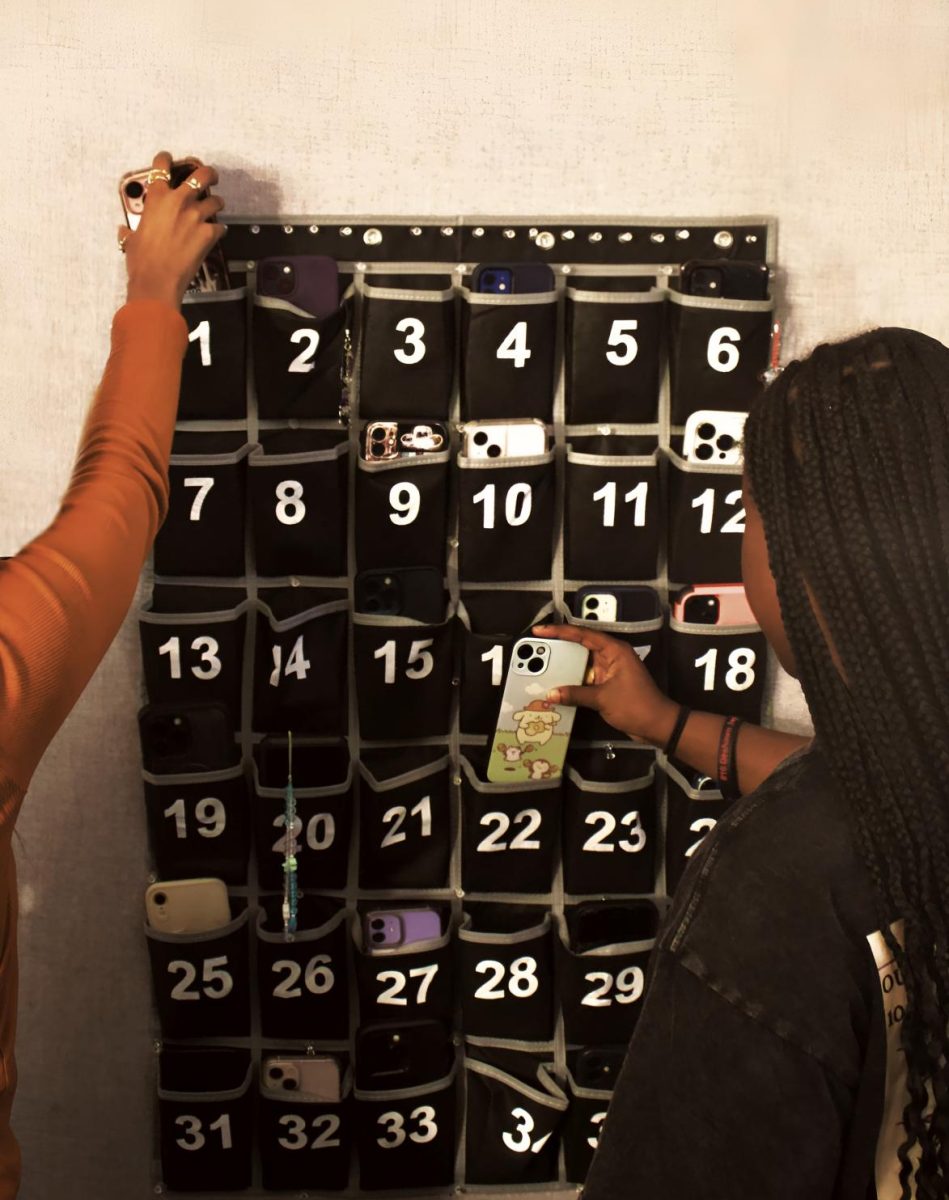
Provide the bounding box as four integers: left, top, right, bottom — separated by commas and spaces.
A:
0, 151, 226, 811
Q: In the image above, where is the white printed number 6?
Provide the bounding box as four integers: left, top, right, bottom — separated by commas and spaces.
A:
707, 326, 741, 374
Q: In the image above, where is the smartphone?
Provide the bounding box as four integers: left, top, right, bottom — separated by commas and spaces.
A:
670, 760, 720, 793
145, 878, 230, 934
681, 259, 769, 300
572, 902, 657, 952
472, 263, 555, 294
138, 701, 237, 774
462, 419, 547, 460
683, 410, 748, 465
262, 1055, 341, 1101
575, 586, 660, 625
118, 159, 229, 293
354, 568, 444, 623
355, 1021, 454, 1089
575, 1046, 628, 1089
672, 584, 756, 626
362, 421, 448, 461
363, 908, 442, 950
487, 637, 590, 784
256, 256, 340, 319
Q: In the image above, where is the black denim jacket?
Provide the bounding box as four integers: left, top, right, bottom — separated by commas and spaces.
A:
582, 744, 888, 1200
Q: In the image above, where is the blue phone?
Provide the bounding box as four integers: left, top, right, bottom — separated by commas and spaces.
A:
473, 263, 555, 295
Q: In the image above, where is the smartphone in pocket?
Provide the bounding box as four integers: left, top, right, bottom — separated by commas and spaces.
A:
354, 568, 445, 623
355, 1020, 454, 1089
683, 410, 748, 466
362, 421, 448, 461
118, 159, 230, 292
487, 636, 589, 784
672, 584, 755, 627
681, 258, 769, 300
145, 878, 231, 934
472, 263, 555, 294
572, 902, 656, 951
256, 255, 340, 318
363, 908, 442, 950
262, 1054, 341, 1101
138, 701, 237, 774
575, 1045, 628, 1089
574, 586, 660, 625
462, 418, 547, 460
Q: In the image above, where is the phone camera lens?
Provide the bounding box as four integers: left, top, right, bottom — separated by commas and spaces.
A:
717, 434, 735, 451
371, 427, 386, 441
473, 431, 488, 446
586, 597, 599, 609
516, 644, 533, 659
536, 645, 547, 654
527, 657, 545, 673
487, 444, 502, 458
282, 1077, 297, 1091
124, 181, 144, 199
152, 892, 167, 907
697, 422, 715, 439
588, 612, 599, 621
365, 598, 379, 612
268, 1066, 283, 1082
695, 443, 714, 461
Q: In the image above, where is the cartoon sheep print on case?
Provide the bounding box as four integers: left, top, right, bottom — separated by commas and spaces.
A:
487, 638, 590, 784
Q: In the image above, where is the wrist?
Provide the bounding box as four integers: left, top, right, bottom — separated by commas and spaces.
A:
125, 278, 182, 310
637, 696, 681, 749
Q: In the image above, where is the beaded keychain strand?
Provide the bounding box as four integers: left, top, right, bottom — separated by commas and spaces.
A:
282, 730, 299, 941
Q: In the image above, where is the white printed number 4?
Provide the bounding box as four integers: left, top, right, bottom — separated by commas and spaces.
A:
497, 321, 531, 369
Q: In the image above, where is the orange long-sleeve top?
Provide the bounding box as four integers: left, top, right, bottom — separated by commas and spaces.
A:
0, 299, 188, 1196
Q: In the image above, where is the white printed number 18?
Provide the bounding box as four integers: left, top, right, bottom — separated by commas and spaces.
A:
694, 647, 756, 692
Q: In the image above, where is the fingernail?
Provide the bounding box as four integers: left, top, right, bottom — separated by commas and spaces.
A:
546, 689, 561, 703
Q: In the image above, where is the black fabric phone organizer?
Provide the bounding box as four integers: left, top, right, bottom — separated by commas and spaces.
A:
136, 215, 776, 1194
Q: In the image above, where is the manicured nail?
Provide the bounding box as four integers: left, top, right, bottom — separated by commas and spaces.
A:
546, 689, 561, 703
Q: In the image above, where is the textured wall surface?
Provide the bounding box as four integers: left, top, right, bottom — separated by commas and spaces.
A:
0, 1, 945, 1194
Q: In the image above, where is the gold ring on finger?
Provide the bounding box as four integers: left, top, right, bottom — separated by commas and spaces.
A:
146, 168, 171, 184
117, 233, 128, 253
186, 177, 202, 190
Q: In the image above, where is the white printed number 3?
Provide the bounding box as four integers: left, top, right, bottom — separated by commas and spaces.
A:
394, 317, 426, 365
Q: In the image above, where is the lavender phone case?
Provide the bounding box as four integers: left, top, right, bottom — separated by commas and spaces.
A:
365, 908, 442, 949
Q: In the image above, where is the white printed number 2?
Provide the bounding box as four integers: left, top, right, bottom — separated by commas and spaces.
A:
497, 321, 531, 369
694, 647, 756, 692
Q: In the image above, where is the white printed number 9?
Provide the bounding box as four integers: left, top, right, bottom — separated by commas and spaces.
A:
389, 482, 420, 526
707, 326, 741, 373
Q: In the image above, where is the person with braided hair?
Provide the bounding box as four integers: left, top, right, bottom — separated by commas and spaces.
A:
535, 326, 949, 1199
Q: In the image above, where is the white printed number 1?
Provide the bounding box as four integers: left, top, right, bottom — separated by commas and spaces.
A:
497, 321, 531, 368
188, 321, 211, 366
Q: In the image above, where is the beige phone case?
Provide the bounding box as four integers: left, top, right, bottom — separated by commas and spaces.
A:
145, 878, 231, 934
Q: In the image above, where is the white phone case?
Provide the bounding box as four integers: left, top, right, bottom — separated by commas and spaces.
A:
462, 419, 547, 460
487, 637, 590, 783
683, 410, 748, 466
144, 878, 231, 934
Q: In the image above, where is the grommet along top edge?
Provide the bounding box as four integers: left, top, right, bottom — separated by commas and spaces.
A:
363, 228, 383, 246
714, 230, 735, 249
535, 231, 555, 250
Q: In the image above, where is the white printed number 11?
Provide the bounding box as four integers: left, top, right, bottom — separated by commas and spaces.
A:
593, 480, 647, 528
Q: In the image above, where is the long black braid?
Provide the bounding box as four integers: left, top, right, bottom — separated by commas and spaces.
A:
743, 327, 949, 1197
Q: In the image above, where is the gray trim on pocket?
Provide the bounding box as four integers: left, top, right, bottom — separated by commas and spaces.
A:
458, 911, 552, 945
668, 615, 761, 637
666, 445, 744, 477
353, 1062, 457, 1103
139, 596, 252, 626
659, 754, 724, 802
457, 448, 555, 471
355, 449, 451, 474
463, 1058, 567, 1110
252, 757, 352, 799
564, 445, 659, 469
361, 282, 454, 303
554, 912, 656, 958
144, 904, 251, 946
158, 1061, 253, 1103
256, 903, 347, 945
565, 760, 656, 795
566, 285, 666, 305
564, 1066, 614, 1102
359, 754, 451, 792
169, 442, 255, 468
248, 438, 349, 469
182, 285, 248, 306
142, 762, 245, 788
667, 289, 773, 315
460, 287, 558, 308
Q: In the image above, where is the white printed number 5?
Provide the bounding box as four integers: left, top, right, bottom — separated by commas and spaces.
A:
605, 318, 639, 366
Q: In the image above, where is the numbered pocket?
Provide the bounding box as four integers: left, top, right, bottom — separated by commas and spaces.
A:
663, 756, 732, 894
668, 289, 773, 424
565, 286, 665, 424
259, 1068, 352, 1191
359, 748, 452, 890
457, 452, 555, 583
353, 611, 454, 741
457, 907, 555, 1041
253, 739, 352, 892
564, 441, 660, 582
355, 1067, 457, 1190
153, 434, 251, 578
563, 1068, 613, 1183
463, 1059, 566, 1185
178, 288, 248, 420
146, 903, 251, 1038
562, 749, 657, 896
359, 283, 456, 419
353, 910, 453, 1025
139, 586, 248, 725
666, 448, 746, 584
459, 755, 559, 895
667, 616, 767, 722
253, 589, 349, 734
557, 902, 659, 1045
566, 610, 665, 742
158, 1047, 253, 1192
457, 592, 554, 738
354, 451, 450, 572
248, 432, 348, 578
252, 293, 349, 419
461, 288, 557, 421
143, 763, 250, 886
256, 895, 350, 1040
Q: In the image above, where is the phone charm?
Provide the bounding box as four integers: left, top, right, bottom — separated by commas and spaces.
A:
282, 731, 299, 941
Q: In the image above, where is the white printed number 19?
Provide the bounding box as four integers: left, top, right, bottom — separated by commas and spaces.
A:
497, 321, 531, 369
694, 647, 756, 692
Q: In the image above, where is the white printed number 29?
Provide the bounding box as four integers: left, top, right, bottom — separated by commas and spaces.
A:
497, 321, 531, 369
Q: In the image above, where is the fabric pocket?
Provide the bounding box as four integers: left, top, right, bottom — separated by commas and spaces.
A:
666, 446, 746, 584
153, 433, 251, 578
258, 1066, 352, 1191
663, 756, 733, 894
143, 762, 250, 886
248, 431, 348, 578
667, 288, 773, 424
461, 288, 557, 421
667, 615, 767, 722
563, 1067, 613, 1183
252, 292, 349, 419
354, 1066, 458, 1190
358, 282, 456, 419
353, 909, 454, 1026
354, 451, 450, 573
565, 285, 665, 424
457, 451, 555, 583
463, 1058, 566, 1185
178, 288, 248, 420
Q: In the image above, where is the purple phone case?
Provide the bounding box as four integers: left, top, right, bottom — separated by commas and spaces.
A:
257, 255, 340, 319
365, 909, 441, 949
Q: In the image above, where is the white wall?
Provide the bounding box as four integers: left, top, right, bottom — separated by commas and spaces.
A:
0, 1, 945, 1194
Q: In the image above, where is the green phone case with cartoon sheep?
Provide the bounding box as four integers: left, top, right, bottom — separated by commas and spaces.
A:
487, 637, 590, 784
